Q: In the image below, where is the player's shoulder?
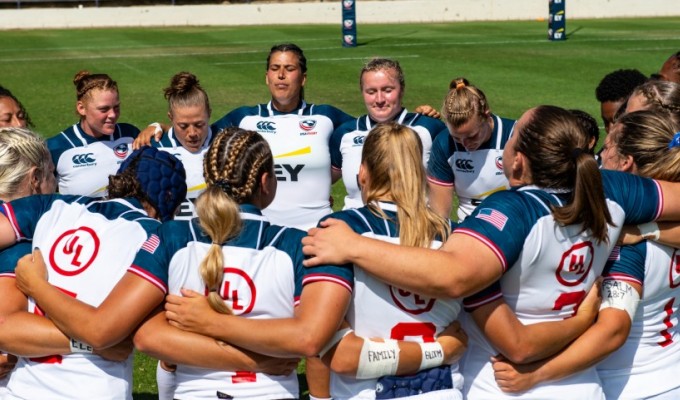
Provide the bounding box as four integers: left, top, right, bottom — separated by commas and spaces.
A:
406, 112, 446, 132
117, 122, 140, 137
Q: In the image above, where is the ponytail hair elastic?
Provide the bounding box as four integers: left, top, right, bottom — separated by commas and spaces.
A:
668, 132, 680, 149
214, 179, 232, 195
455, 81, 466, 90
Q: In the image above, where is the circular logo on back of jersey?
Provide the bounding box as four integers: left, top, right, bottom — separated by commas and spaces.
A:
219, 267, 257, 315
49, 226, 101, 276
669, 249, 680, 288
389, 286, 435, 315
556, 241, 594, 287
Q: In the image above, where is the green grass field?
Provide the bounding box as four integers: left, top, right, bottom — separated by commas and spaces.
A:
1, 17, 678, 398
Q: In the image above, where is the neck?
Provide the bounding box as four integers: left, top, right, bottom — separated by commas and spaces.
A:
272, 98, 300, 113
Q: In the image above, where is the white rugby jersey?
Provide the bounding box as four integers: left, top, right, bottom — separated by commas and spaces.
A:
0, 194, 162, 400
327, 202, 463, 400
427, 115, 515, 221
153, 127, 213, 220
330, 109, 445, 210
211, 101, 353, 230
597, 242, 680, 399
134, 204, 353, 400
459, 170, 662, 399
47, 122, 140, 198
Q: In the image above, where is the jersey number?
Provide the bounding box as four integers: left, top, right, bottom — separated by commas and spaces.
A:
552, 290, 586, 318
391, 322, 436, 343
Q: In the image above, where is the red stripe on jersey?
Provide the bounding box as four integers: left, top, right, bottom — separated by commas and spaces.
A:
603, 274, 642, 287
0, 273, 16, 279
128, 265, 167, 294
463, 291, 503, 312
1, 203, 23, 240
454, 228, 508, 272
303, 274, 352, 293
426, 176, 454, 187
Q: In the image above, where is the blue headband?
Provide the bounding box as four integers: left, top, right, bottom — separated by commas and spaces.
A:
117, 146, 187, 222
669, 132, 680, 149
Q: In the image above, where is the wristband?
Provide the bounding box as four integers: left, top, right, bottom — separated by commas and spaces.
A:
638, 221, 660, 241
149, 122, 163, 136
356, 339, 400, 379
419, 341, 445, 371
70, 338, 93, 354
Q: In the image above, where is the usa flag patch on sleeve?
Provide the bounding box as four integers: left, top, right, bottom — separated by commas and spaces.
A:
475, 208, 508, 231
141, 234, 160, 254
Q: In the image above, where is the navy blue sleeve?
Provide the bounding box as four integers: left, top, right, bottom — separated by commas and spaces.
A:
601, 169, 662, 224
427, 129, 455, 185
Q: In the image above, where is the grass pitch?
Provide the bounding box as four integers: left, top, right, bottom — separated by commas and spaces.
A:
1, 17, 678, 398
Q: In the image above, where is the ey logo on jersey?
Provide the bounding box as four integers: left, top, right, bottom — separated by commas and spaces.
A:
299, 119, 318, 136
389, 286, 436, 315
455, 158, 474, 173
214, 267, 257, 315
274, 146, 310, 181
113, 143, 129, 159
256, 121, 276, 133
49, 227, 101, 276
556, 241, 594, 286
72, 153, 96, 167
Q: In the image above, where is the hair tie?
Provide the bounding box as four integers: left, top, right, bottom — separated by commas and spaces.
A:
571, 148, 584, 160
668, 132, 680, 149
455, 81, 466, 90
209, 288, 218, 293
214, 179, 232, 194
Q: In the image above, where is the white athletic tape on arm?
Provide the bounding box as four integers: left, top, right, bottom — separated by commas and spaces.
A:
638, 221, 660, 241
419, 341, 445, 371
149, 122, 163, 136
600, 279, 640, 322
69, 338, 93, 354
319, 327, 352, 358
356, 339, 400, 379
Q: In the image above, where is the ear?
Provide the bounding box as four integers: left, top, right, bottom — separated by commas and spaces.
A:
76, 101, 87, 117
620, 154, 636, 173
167, 110, 173, 122
301, 72, 307, 88
260, 171, 273, 196
358, 163, 368, 189
28, 166, 41, 195
265, 72, 270, 86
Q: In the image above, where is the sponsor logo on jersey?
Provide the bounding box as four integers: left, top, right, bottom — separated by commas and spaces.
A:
49, 226, 101, 276
343, 19, 354, 29
455, 158, 474, 172
556, 241, 594, 286
113, 143, 129, 159
344, 35, 355, 45
299, 119, 317, 131
72, 153, 96, 167
353, 136, 365, 146
275, 164, 304, 181
670, 249, 680, 288
218, 268, 257, 315
495, 156, 503, 170
389, 286, 435, 314
256, 121, 276, 133
343, 0, 354, 9
299, 120, 318, 135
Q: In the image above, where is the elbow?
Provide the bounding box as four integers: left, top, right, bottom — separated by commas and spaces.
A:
294, 332, 327, 358
132, 327, 153, 354
329, 356, 357, 376
502, 348, 537, 365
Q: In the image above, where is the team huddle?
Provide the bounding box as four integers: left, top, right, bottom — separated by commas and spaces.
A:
0, 43, 679, 400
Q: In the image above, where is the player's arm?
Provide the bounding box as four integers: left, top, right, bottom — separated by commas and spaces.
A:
492, 280, 638, 393
427, 181, 454, 220
0, 212, 18, 250
303, 221, 503, 299
323, 320, 467, 378
166, 281, 350, 358
0, 277, 70, 357
134, 310, 298, 374
14, 249, 164, 349
469, 281, 601, 364
132, 122, 168, 150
